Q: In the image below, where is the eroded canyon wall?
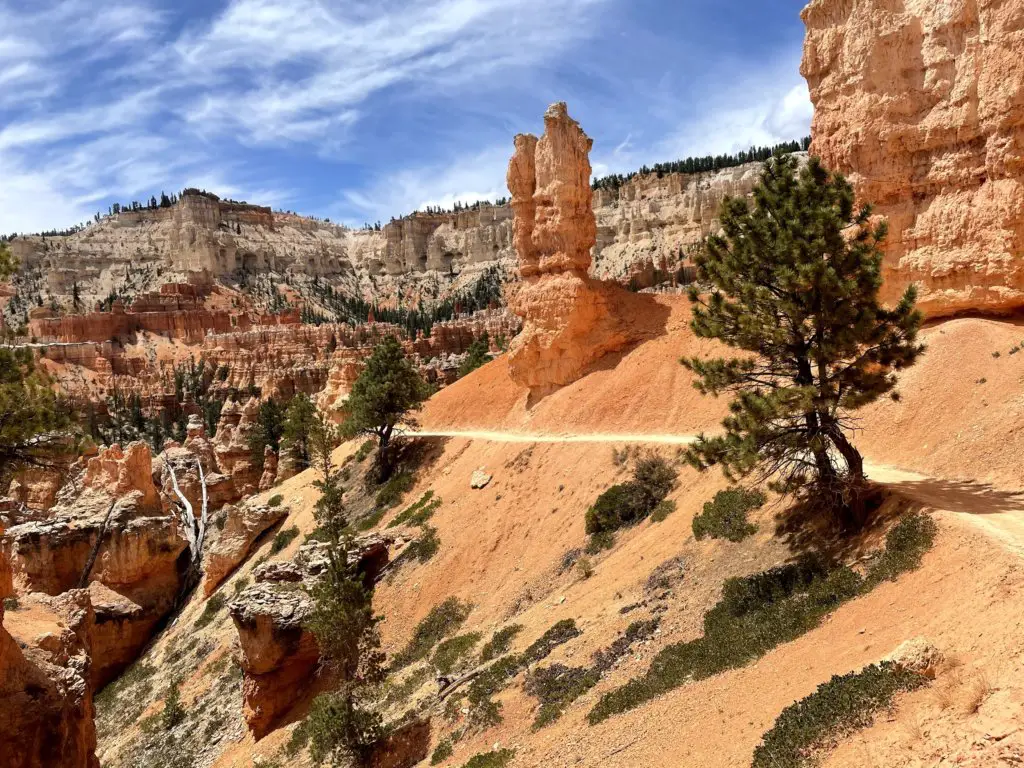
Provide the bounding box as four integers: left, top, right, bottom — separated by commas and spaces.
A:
802, 0, 1024, 317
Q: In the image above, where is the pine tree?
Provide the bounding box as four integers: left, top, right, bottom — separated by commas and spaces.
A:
282, 393, 317, 469
303, 417, 386, 766
342, 336, 428, 480
681, 153, 923, 528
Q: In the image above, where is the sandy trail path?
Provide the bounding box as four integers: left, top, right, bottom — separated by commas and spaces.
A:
407, 429, 1024, 553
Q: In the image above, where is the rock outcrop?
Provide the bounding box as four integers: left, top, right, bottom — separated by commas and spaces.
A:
229, 581, 318, 739
802, 0, 1024, 317
229, 534, 395, 738
0, 589, 100, 768
506, 103, 634, 390
202, 503, 290, 596
1, 442, 186, 686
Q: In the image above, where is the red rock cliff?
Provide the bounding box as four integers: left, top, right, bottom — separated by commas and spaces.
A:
802, 0, 1024, 317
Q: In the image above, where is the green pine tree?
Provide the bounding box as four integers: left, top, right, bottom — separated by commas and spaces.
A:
457, 333, 491, 378
282, 393, 317, 470
303, 418, 386, 766
342, 336, 429, 480
681, 153, 923, 528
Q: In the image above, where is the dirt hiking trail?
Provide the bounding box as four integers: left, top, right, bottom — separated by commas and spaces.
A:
409, 429, 1024, 553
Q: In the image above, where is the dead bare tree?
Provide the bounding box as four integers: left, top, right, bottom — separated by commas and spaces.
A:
77, 500, 116, 589
165, 455, 209, 596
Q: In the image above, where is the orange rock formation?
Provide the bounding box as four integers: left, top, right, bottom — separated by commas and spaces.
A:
802, 0, 1024, 317
506, 103, 634, 389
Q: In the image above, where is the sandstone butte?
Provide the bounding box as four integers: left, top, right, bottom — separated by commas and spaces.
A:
4, 1, 1024, 767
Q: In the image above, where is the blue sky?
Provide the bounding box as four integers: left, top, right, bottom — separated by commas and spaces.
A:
0, 0, 812, 234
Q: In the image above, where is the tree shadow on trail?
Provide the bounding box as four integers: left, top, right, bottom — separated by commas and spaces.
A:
874, 476, 1024, 516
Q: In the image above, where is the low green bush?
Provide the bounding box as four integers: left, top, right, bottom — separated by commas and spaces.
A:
479, 624, 523, 663
585, 530, 615, 554
650, 499, 676, 523
588, 513, 936, 725
267, 494, 283, 507
375, 471, 415, 509
409, 525, 441, 563
585, 454, 677, 537
431, 738, 454, 765
391, 598, 472, 671
525, 664, 600, 729
354, 508, 386, 532
466, 619, 582, 726
863, 511, 937, 587
193, 593, 227, 630
233, 576, 250, 595
692, 487, 765, 542
432, 632, 483, 676
389, 491, 440, 528
523, 619, 582, 664
462, 749, 515, 768
585, 483, 648, 535
354, 439, 376, 462
270, 525, 300, 554
752, 662, 928, 768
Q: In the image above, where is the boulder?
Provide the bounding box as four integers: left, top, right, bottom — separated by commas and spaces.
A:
470, 469, 492, 489
883, 636, 944, 680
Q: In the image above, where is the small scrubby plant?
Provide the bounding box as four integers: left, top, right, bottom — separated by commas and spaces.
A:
375, 471, 414, 509
391, 598, 472, 671
589, 513, 937, 724
752, 662, 928, 768
267, 494, 283, 507
270, 525, 300, 554
479, 624, 523, 663
585, 453, 677, 539
431, 738, 454, 765
692, 487, 765, 542
389, 491, 440, 528
432, 632, 483, 676
193, 593, 227, 630
462, 749, 515, 768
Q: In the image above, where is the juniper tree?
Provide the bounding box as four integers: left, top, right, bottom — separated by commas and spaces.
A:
682, 153, 923, 528
343, 336, 429, 480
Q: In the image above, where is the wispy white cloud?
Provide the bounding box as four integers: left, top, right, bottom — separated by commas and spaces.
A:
0, 0, 812, 235
171, 0, 608, 146
338, 145, 510, 225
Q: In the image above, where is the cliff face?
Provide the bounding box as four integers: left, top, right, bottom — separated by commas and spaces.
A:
9, 161, 774, 320
0, 590, 100, 768
802, 0, 1024, 317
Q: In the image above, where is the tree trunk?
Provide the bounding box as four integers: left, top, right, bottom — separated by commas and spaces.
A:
827, 426, 870, 530
376, 425, 393, 482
